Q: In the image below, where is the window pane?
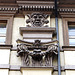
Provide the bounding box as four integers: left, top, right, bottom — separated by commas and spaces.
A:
0, 37, 6, 43
69, 31, 75, 36
68, 26, 75, 31
68, 24, 75, 46
0, 24, 6, 34
69, 39, 75, 45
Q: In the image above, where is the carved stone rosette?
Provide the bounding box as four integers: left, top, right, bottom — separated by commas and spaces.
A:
16, 39, 58, 67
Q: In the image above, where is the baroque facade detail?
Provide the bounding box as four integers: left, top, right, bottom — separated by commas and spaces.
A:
26, 12, 49, 27
17, 40, 58, 66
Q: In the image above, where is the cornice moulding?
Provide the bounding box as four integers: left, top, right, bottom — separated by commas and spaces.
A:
20, 27, 56, 35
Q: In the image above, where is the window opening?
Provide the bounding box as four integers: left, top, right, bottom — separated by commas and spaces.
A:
0, 20, 7, 44
68, 22, 75, 46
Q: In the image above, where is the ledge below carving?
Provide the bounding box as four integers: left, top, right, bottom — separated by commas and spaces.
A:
20, 27, 56, 35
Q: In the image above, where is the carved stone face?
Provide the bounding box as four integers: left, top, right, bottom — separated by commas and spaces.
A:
26, 12, 49, 27
31, 13, 45, 27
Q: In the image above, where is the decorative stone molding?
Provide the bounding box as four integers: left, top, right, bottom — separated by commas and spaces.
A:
16, 39, 58, 67
19, 27, 56, 43
26, 12, 49, 27
0, 1, 75, 14
20, 27, 56, 35
17, 1, 54, 11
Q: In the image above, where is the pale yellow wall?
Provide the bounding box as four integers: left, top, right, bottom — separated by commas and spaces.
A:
66, 70, 75, 75
12, 18, 25, 47
50, 18, 64, 47
0, 49, 10, 64
9, 71, 21, 75
21, 68, 53, 75
64, 51, 75, 65
53, 71, 65, 75
58, 18, 63, 47
24, 39, 51, 42
10, 51, 21, 65
50, 18, 55, 27
0, 69, 8, 75
60, 52, 65, 66
25, 15, 29, 27
50, 18, 64, 66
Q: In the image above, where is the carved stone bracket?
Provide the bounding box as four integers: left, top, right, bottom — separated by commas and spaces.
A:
16, 39, 58, 67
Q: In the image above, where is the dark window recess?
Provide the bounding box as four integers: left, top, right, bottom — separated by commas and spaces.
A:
68, 22, 75, 46
0, 20, 7, 44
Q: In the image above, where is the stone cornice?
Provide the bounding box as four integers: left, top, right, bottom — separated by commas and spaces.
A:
0, 64, 75, 71
20, 27, 56, 34
17, 1, 54, 10
0, 1, 74, 14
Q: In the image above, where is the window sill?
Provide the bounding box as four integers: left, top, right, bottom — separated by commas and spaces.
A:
0, 44, 12, 49
62, 46, 75, 51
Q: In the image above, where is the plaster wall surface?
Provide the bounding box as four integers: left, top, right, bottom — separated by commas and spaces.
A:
21, 68, 52, 75
23, 33, 52, 38
53, 71, 65, 75
12, 18, 25, 47
60, 52, 65, 66
64, 51, 75, 65
23, 39, 51, 42
66, 70, 75, 75
50, 18, 64, 47
50, 18, 55, 27
0, 69, 8, 75
0, 49, 10, 64
10, 51, 21, 65
58, 18, 63, 47
9, 71, 21, 75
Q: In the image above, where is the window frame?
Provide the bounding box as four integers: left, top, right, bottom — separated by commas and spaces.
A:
63, 18, 75, 46
68, 24, 75, 46
0, 16, 13, 45
0, 21, 7, 44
